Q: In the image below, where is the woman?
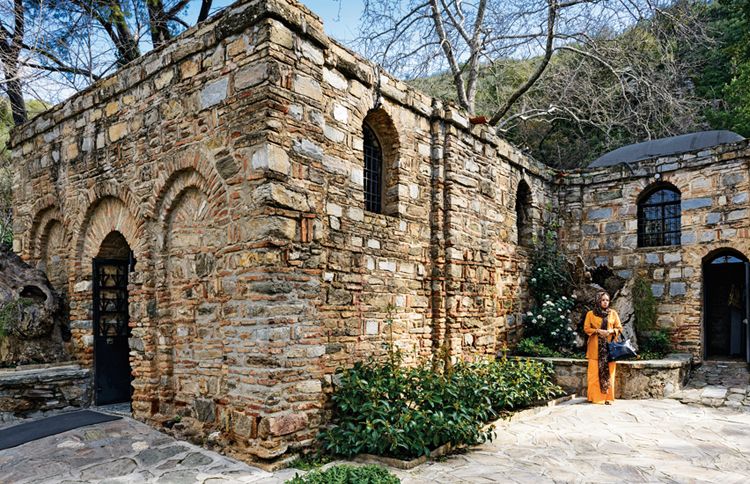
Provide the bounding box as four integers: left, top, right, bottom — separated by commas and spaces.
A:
583, 291, 623, 405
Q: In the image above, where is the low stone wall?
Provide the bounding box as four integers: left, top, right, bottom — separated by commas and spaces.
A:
0, 362, 91, 421
535, 353, 692, 399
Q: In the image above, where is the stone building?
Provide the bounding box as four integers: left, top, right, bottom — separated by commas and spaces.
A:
8, 0, 750, 462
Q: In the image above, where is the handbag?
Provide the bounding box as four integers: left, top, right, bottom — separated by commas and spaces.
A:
607, 334, 637, 361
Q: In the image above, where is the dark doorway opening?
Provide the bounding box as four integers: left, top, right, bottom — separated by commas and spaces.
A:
703, 250, 748, 362
93, 231, 135, 405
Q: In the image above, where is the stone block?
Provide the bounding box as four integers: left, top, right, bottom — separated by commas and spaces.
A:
216, 155, 240, 180
732, 192, 748, 204
200, 77, 229, 108
663, 253, 681, 264
645, 253, 660, 264
260, 413, 308, 437
231, 411, 256, 439
365, 320, 379, 335
722, 172, 744, 187
669, 282, 687, 297
605, 221, 623, 233
587, 208, 612, 220
727, 209, 747, 221
326, 202, 342, 217
109, 122, 128, 142
332, 104, 348, 123
681, 198, 712, 211
323, 68, 347, 90
256, 183, 310, 212
194, 398, 216, 423
244, 217, 296, 241
296, 380, 322, 393
300, 41, 324, 65
324, 125, 345, 143
706, 212, 721, 225
292, 138, 323, 161
235, 62, 270, 90
250, 143, 291, 175
681, 232, 696, 245
74, 281, 92, 293
293, 74, 322, 100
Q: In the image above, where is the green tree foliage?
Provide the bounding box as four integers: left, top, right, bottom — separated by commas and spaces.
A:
0, 98, 49, 244
693, 0, 750, 136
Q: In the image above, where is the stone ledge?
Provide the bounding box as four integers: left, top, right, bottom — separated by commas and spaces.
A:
0, 362, 92, 416
0, 362, 89, 385
520, 354, 693, 400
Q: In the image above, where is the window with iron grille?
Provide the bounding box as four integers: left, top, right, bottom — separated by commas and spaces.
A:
637, 185, 681, 247
363, 123, 383, 213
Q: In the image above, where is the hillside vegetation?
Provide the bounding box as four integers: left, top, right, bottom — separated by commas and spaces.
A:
411, 0, 750, 169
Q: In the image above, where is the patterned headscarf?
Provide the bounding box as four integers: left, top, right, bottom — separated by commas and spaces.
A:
593, 291, 611, 323
594, 290, 611, 394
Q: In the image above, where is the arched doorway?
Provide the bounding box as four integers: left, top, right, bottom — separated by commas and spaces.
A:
93, 231, 136, 405
703, 249, 749, 362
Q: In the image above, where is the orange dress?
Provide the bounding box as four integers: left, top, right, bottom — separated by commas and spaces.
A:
583, 309, 623, 404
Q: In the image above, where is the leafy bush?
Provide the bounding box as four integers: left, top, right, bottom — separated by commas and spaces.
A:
286, 464, 399, 484
639, 329, 672, 359
319, 357, 562, 459
528, 221, 572, 302
632, 275, 658, 332
522, 296, 577, 353
513, 337, 561, 357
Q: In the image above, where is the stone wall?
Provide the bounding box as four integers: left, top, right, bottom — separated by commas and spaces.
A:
10, 0, 551, 461
0, 363, 91, 420
542, 355, 692, 399
557, 141, 750, 358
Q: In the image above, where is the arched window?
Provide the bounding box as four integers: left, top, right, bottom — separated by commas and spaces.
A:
363, 122, 383, 213
515, 180, 533, 247
638, 184, 681, 247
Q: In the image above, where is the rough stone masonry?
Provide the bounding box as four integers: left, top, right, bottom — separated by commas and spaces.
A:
9, 0, 750, 463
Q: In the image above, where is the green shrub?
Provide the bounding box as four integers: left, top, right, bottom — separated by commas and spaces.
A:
632, 275, 658, 332
522, 296, 577, 353
286, 464, 399, 484
319, 357, 562, 459
639, 329, 672, 358
528, 220, 572, 302
513, 337, 560, 357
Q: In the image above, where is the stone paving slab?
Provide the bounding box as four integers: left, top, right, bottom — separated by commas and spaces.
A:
2, 398, 750, 483
0, 416, 298, 484
668, 361, 750, 409
384, 399, 750, 483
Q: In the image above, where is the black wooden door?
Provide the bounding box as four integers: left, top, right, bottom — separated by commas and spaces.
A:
93, 258, 132, 405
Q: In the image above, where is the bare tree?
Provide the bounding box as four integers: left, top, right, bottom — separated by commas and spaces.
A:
0, 0, 220, 128
358, 0, 679, 124
0, 0, 25, 124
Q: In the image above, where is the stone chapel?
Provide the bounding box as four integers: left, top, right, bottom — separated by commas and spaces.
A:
9, 0, 750, 461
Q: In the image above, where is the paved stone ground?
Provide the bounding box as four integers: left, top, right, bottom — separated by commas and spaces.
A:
0, 416, 299, 483
2, 398, 749, 483
669, 360, 750, 409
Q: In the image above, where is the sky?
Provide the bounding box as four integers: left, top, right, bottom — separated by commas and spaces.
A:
194, 0, 365, 43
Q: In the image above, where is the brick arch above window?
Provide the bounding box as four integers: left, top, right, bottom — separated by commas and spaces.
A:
637, 182, 681, 248
362, 108, 401, 216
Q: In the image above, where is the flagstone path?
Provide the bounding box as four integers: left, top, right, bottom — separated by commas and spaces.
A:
2, 397, 749, 483
669, 360, 750, 409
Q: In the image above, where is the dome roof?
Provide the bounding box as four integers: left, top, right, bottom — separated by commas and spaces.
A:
588, 130, 745, 168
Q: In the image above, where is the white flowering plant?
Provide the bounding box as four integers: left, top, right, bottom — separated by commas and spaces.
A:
522, 295, 577, 352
